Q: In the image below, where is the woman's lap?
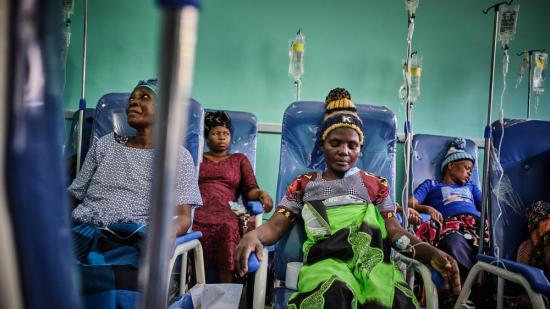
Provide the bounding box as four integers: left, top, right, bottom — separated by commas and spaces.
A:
437, 232, 476, 280
193, 215, 240, 271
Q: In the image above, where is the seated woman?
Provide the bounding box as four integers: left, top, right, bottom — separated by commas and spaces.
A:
69, 79, 202, 308
517, 201, 550, 277
193, 111, 273, 283
235, 88, 460, 308
515, 201, 550, 308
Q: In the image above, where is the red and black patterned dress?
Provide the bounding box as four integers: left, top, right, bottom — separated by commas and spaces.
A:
193, 153, 259, 271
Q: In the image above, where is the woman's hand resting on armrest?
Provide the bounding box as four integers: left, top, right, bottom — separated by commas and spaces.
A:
247, 188, 274, 212
385, 215, 461, 295
234, 212, 293, 276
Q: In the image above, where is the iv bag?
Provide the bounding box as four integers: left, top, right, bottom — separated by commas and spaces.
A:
405, 0, 419, 16
398, 53, 422, 103
63, 0, 74, 19
409, 54, 422, 102
399, 61, 408, 101
289, 30, 305, 81
405, 54, 422, 102
516, 52, 529, 88
498, 4, 519, 49
532, 52, 547, 95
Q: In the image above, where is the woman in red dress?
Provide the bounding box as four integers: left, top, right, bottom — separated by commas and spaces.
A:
193, 111, 273, 283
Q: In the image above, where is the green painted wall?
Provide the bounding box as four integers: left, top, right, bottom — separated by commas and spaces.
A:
64, 0, 550, 210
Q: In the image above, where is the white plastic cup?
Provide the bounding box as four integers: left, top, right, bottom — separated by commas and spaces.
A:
285, 262, 303, 290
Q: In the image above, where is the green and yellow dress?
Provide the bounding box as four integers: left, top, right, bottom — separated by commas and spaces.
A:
277, 170, 419, 309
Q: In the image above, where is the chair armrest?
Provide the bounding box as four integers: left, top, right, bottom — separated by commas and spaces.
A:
169, 232, 206, 297
252, 247, 269, 309
477, 254, 550, 294
397, 254, 439, 309
419, 213, 432, 223
246, 253, 260, 273
396, 213, 432, 225
175, 231, 202, 246
246, 201, 264, 215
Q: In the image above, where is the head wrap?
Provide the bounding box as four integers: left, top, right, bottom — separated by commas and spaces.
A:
528, 201, 550, 237
204, 111, 232, 136
441, 138, 475, 172
526, 201, 550, 273
318, 88, 364, 143
134, 78, 159, 96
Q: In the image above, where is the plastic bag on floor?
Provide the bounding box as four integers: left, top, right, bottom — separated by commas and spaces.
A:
189, 283, 243, 309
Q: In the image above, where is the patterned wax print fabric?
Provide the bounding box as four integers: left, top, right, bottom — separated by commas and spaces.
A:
73, 223, 146, 309
414, 179, 482, 219
414, 179, 485, 283
517, 201, 550, 278
69, 134, 202, 226
276, 170, 416, 308
415, 214, 487, 283
193, 153, 259, 272
278, 169, 396, 217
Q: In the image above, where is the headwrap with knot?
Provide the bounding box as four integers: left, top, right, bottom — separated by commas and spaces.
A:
526, 201, 550, 274
528, 201, 550, 243
204, 111, 232, 136
441, 137, 475, 172
318, 87, 364, 144
134, 78, 159, 96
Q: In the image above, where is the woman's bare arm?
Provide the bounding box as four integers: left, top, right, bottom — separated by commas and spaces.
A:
174, 204, 192, 236
385, 216, 461, 295
245, 188, 273, 212
408, 195, 444, 223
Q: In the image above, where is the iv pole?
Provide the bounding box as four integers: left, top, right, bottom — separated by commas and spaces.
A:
401, 0, 419, 231
139, 0, 200, 307
75, 0, 88, 175
479, 0, 513, 255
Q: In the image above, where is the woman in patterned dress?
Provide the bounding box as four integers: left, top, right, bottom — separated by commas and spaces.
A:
69, 78, 201, 234
235, 88, 461, 308
69, 79, 202, 308
193, 111, 273, 283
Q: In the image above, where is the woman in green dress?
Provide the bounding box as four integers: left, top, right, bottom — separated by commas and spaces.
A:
235, 88, 461, 308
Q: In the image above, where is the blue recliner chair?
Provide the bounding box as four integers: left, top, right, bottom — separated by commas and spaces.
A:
267, 101, 440, 308
456, 119, 550, 309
